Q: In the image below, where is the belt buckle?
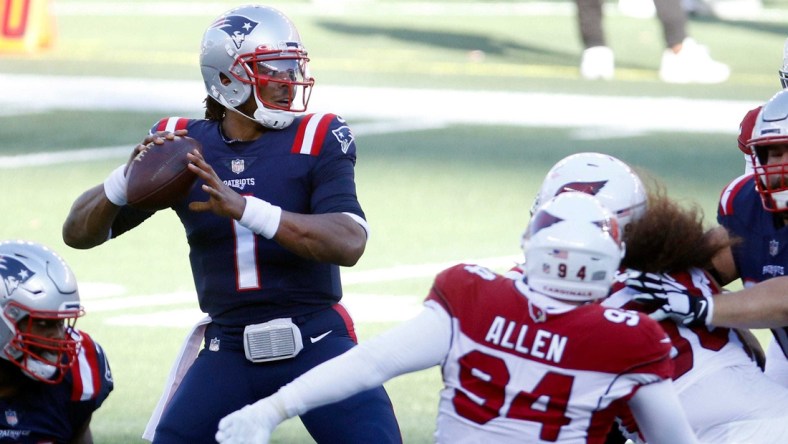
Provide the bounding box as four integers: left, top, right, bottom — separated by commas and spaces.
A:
243, 319, 304, 363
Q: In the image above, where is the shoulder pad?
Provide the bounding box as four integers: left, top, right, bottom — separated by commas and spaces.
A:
291, 113, 353, 156
70, 330, 113, 402
150, 117, 192, 135
718, 174, 755, 217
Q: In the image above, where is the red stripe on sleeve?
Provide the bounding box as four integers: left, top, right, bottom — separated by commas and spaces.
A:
310, 113, 336, 157
155, 118, 170, 132
291, 114, 314, 154
175, 118, 190, 131
332, 303, 358, 344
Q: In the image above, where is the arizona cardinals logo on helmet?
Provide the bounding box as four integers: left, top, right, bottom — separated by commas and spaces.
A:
0, 255, 34, 298
528, 211, 564, 236
556, 180, 608, 197
211, 15, 260, 49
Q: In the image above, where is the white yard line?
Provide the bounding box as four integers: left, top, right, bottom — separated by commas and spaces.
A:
82, 255, 520, 325
0, 146, 132, 168
0, 74, 759, 169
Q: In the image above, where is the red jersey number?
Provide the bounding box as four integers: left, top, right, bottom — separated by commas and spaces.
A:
453, 350, 574, 441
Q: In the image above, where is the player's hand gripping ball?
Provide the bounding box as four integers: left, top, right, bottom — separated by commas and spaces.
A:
126, 136, 202, 211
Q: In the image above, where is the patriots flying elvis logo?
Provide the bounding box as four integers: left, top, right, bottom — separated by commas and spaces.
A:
332, 126, 355, 154
0, 255, 34, 298
211, 15, 259, 49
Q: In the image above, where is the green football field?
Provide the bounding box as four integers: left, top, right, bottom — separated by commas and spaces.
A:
1, 1, 787, 442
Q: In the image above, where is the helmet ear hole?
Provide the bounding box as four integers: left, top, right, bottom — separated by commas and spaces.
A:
219, 73, 232, 86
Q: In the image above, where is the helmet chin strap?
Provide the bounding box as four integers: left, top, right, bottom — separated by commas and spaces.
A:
22, 353, 58, 381
773, 190, 788, 211
221, 94, 296, 130
251, 95, 295, 130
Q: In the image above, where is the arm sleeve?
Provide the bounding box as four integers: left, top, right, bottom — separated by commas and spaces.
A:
276, 304, 452, 418
110, 206, 155, 238
628, 380, 699, 444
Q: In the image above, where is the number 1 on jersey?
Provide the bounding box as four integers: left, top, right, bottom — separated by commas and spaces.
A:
233, 221, 261, 290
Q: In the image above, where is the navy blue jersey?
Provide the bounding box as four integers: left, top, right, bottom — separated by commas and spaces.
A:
0, 330, 113, 443
111, 114, 365, 325
718, 173, 788, 356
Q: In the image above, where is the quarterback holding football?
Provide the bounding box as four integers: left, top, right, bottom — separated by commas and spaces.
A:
62, 5, 400, 443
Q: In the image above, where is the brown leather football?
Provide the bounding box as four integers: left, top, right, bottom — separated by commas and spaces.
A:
126, 136, 202, 211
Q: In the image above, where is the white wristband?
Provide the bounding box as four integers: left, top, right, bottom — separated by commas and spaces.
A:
239, 196, 282, 239
103, 164, 128, 206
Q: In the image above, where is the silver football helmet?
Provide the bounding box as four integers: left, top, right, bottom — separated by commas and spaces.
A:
524, 193, 624, 302
0, 240, 84, 384
531, 152, 647, 232
200, 5, 314, 129
746, 89, 788, 212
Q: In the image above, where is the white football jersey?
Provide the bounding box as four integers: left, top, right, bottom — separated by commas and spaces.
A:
427, 264, 672, 444
604, 267, 755, 393
605, 267, 788, 443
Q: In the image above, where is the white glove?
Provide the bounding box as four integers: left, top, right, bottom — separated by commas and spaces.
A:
626, 270, 713, 327
215, 398, 286, 444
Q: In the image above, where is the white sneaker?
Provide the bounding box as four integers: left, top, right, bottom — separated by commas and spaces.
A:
580, 46, 615, 80
659, 38, 730, 84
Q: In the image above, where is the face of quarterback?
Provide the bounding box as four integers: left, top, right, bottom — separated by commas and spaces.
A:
253, 59, 299, 110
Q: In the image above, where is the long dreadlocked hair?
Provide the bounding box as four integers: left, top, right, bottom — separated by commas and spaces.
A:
620, 183, 737, 274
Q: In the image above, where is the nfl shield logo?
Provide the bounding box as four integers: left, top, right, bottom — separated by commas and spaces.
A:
209, 337, 221, 352
5, 409, 18, 426
231, 159, 245, 174
770, 239, 780, 257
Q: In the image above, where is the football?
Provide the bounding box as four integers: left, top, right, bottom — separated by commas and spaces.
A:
126, 136, 202, 211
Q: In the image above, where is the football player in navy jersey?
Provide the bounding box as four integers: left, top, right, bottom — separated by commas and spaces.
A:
0, 240, 113, 444
636, 89, 788, 388
61, 4, 400, 444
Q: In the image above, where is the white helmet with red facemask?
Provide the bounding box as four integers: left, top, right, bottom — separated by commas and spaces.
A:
747, 90, 788, 212
200, 5, 314, 129
0, 240, 84, 384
